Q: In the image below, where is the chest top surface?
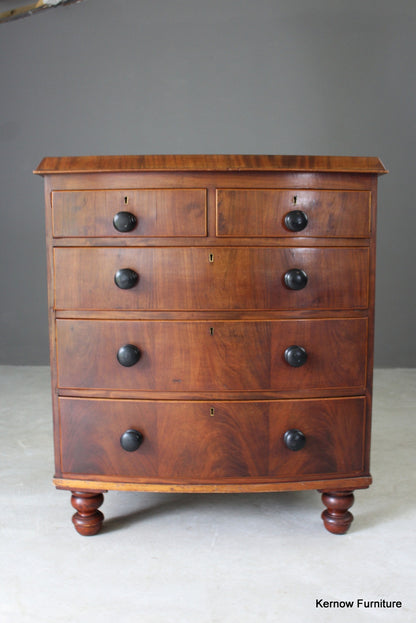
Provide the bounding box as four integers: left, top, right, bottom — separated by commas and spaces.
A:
34, 153, 387, 175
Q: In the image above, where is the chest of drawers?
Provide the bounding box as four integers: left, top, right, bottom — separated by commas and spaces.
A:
34, 154, 387, 535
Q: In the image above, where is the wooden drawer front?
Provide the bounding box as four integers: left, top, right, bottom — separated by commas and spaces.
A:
56, 318, 367, 392
54, 247, 369, 311
59, 397, 365, 479
51, 189, 207, 237
216, 189, 371, 237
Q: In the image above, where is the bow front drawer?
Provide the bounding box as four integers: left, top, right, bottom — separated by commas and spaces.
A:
54, 247, 369, 311
59, 397, 366, 480
56, 318, 367, 392
216, 189, 371, 237
51, 189, 207, 237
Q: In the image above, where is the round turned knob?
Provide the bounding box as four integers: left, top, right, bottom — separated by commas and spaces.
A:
120, 429, 144, 452
113, 211, 137, 232
114, 268, 139, 290
284, 268, 308, 290
284, 429, 306, 451
117, 344, 141, 367
284, 210, 308, 232
284, 345, 307, 367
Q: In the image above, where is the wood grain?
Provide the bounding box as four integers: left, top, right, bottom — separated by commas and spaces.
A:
59, 397, 366, 480
55, 318, 367, 392
34, 154, 388, 175
36, 154, 385, 533
54, 477, 372, 493
54, 247, 370, 311
52, 189, 207, 237
216, 189, 371, 237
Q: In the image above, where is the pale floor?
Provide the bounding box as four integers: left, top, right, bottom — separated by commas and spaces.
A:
0, 366, 415, 623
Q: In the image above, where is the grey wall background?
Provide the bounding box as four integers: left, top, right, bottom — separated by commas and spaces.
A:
0, 0, 415, 366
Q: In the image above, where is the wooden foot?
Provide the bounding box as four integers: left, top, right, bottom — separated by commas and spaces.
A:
71, 491, 104, 536
320, 490, 354, 534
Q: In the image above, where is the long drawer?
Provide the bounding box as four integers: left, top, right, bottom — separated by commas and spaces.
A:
59, 397, 366, 480
51, 189, 207, 237
216, 189, 371, 237
54, 247, 370, 311
56, 318, 367, 392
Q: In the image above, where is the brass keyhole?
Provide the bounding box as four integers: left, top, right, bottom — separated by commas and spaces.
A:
209, 253, 214, 263
124, 196, 129, 205
210, 408, 215, 416
209, 327, 214, 336
292, 195, 297, 205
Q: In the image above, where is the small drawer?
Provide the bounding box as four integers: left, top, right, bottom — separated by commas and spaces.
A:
59, 397, 366, 479
54, 246, 370, 311
216, 189, 371, 237
51, 189, 207, 237
56, 318, 368, 392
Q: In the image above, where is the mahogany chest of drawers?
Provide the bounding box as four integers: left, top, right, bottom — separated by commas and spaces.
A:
34, 154, 387, 535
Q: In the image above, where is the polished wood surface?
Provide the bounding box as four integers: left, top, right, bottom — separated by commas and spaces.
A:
56, 318, 367, 392
59, 397, 365, 480
37, 154, 385, 534
216, 189, 371, 237
320, 491, 355, 534
55, 477, 372, 493
34, 154, 388, 175
54, 247, 369, 311
71, 491, 104, 536
52, 189, 207, 237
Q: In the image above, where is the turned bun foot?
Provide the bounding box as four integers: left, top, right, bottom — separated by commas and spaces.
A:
320, 490, 354, 534
71, 491, 104, 536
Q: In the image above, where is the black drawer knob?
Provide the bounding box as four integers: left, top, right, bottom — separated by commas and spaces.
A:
284, 345, 307, 367
117, 344, 141, 367
284, 210, 308, 232
114, 268, 139, 290
284, 268, 308, 290
120, 429, 144, 452
113, 211, 137, 232
284, 429, 306, 451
